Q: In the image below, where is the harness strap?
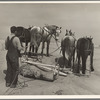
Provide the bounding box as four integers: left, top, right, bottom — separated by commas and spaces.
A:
77, 38, 92, 52
8, 36, 16, 42
6, 36, 16, 49
43, 27, 51, 34
85, 50, 91, 52
41, 27, 53, 42
21, 28, 25, 37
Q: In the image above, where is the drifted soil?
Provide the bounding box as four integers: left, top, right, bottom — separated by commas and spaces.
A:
0, 42, 100, 96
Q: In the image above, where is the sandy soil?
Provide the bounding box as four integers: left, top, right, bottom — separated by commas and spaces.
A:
0, 41, 100, 96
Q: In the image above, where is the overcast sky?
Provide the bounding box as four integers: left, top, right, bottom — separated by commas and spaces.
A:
0, 3, 100, 45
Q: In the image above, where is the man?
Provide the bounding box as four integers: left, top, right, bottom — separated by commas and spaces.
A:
5, 26, 24, 88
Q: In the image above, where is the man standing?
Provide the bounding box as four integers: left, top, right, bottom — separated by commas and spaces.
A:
5, 26, 24, 88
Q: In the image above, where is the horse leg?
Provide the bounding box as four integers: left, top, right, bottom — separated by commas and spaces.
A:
68, 58, 72, 71
24, 42, 28, 55
28, 44, 31, 56
82, 55, 87, 74
41, 41, 45, 56
47, 41, 50, 57
90, 52, 94, 71
29, 44, 31, 52
70, 50, 75, 72
35, 47, 38, 55
35, 43, 40, 54
72, 49, 75, 72
28, 44, 34, 56
32, 45, 34, 53
62, 50, 66, 69
77, 53, 80, 73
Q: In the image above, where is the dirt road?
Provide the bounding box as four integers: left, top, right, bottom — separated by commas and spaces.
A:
0, 42, 100, 95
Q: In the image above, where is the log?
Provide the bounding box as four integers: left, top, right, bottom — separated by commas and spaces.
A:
22, 59, 59, 69
30, 66, 56, 81
23, 60, 67, 77
35, 64, 67, 77
20, 64, 57, 81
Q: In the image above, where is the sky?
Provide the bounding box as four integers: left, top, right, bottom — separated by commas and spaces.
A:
0, 2, 100, 45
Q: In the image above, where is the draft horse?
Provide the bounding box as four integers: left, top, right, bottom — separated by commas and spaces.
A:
61, 36, 76, 70
29, 26, 42, 55
76, 37, 94, 74
41, 25, 62, 56
16, 26, 31, 53
29, 25, 62, 56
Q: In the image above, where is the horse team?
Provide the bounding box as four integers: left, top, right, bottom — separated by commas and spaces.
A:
15, 25, 94, 75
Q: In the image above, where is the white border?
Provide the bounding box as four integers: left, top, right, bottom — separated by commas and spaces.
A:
0, 1, 100, 3
0, 1, 100, 99
1, 95, 100, 99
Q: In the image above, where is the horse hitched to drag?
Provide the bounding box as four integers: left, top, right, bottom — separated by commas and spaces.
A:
15, 26, 31, 54
29, 25, 62, 57
76, 37, 94, 74
61, 35, 76, 71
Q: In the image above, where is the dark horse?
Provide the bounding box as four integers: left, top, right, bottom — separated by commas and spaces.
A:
61, 35, 76, 71
29, 25, 62, 56
76, 37, 94, 74
16, 26, 31, 53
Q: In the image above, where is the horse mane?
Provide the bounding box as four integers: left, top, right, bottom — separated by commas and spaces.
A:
16, 26, 24, 31
45, 25, 58, 32
82, 37, 93, 46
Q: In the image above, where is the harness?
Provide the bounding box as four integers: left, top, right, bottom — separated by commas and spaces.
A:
42, 26, 59, 41
21, 28, 25, 37
76, 38, 93, 54
22, 28, 27, 41
85, 38, 93, 53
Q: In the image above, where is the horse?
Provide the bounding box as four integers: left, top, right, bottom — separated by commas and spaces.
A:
61, 35, 76, 71
29, 26, 42, 55
41, 25, 62, 56
76, 37, 94, 74
29, 25, 62, 56
16, 26, 31, 53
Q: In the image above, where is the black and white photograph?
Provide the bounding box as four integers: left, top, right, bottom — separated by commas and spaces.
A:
0, 1, 100, 98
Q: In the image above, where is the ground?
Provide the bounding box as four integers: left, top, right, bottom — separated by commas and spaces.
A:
0, 41, 100, 96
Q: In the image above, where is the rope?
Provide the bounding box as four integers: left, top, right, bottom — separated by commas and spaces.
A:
3, 71, 19, 95
50, 46, 61, 55
3, 69, 28, 95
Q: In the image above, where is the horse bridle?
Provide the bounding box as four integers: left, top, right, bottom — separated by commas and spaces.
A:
42, 27, 60, 42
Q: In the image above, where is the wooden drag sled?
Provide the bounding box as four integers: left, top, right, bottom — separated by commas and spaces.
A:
20, 57, 67, 82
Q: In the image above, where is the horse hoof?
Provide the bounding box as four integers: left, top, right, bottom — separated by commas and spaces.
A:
91, 69, 94, 72
76, 71, 80, 74
41, 52, 43, 56
47, 54, 49, 57
28, 52, 31, 57
82, 71, 85, 74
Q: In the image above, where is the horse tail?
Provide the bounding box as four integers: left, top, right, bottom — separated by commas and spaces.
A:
75, 48, 78, 63
75, 39, 79, 63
